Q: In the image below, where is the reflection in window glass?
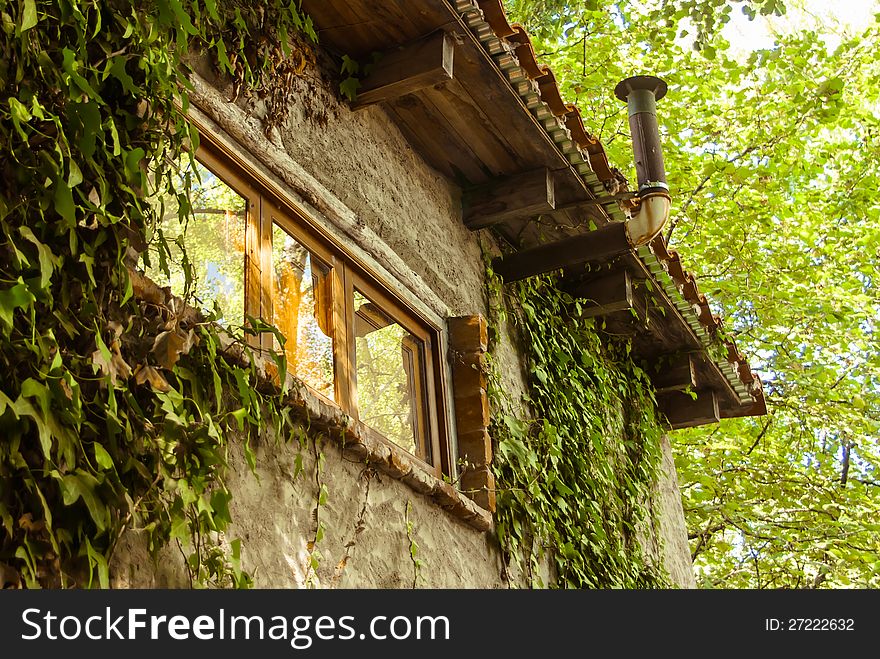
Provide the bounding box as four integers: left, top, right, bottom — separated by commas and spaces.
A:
273, 224, 335, 400
145, 158, 246, 326
354, 291, 427, 458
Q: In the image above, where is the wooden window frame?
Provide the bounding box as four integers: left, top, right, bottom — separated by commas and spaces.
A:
264, 199, 348, 410
190, 134, 450, 477
346, 273, 442, 470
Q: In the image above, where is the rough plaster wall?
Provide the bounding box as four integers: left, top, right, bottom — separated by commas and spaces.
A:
231, 429, 505, 588
110, 538, 187, 589
112, 425, 506, 589
636, 435, 697, 589
653, 436, 697, 588
111, 50, 694, 588
110, 426, 694, 589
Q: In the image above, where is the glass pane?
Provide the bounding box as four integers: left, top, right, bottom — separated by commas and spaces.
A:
145, 158, 246, 326
273, 224, 335, 400
353, 291, 427, 458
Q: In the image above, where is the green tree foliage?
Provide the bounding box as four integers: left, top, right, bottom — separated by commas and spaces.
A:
504, 0, 880, 587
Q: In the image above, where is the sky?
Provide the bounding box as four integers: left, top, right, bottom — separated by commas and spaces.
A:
721, 0, 878, 55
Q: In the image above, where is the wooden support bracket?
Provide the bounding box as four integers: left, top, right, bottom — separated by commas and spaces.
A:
658, 389, 720, 429
463, 168, 556, 230
352, 30, 455, 109
492, 221, 630, 282
567, 269, 633, 318
652, 355, 698, 393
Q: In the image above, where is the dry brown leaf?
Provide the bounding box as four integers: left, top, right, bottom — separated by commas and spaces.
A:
110, 339, 132, 380
129, 269, 166, 306
18, 513, 45, 532
91, 347, 112, 381
133, 364, 171, 392
77, 214, 99, 229
91, 338, 132, 385
59, 377, 73, 400
151, 327, 194, 370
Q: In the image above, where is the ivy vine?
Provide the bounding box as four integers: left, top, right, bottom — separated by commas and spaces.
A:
485, 262, 671, 588
0, 0, 317, 588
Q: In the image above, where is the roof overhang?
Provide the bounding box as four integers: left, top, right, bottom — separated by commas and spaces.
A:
300, 0, 766, 428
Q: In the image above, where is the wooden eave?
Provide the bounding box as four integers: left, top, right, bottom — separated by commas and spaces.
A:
562, 250, 761, 422
299, 0, 766, 429
301, 0, 612, 228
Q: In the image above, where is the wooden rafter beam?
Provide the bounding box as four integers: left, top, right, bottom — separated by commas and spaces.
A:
492, 221, 630, 282
658, 389, 720, 430
352, 30, 455, 109
651, 355, 697, 393
463, 168, 556, 230
565, 269, 632, 318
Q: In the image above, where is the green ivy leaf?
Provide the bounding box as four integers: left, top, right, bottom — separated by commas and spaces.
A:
340, 54, 359, 76
108, 56, 139, 95
210, 489, 232, 528
19, 226, 59, 290
93, 443, 114, 470
57, 470, 108, 532
67, 159, 83, 188
61, 47, 102, 101
204, 0, 219, 21
230, 407, 248, 431
84, 537, 110, 589
340, 76, 361, 102
18, 0, 37, 34
0, 279, 35, 330
70, 101, 101, 158
54, 180, 76, 227
8, 97, 31, 139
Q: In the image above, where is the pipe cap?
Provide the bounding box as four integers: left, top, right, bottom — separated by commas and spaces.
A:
614, 75, 668, 102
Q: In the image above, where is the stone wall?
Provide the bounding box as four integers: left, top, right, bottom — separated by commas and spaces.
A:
656, 436, 698, 588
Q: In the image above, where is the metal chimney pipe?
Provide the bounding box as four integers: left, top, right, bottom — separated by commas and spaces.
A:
614, 75, 669, 195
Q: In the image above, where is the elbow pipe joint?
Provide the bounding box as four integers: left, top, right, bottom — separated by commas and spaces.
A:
624, 190, 670, 247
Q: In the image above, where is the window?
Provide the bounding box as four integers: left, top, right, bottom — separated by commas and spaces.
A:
271, 224, 335, 401
349, 281, 441, 465
145, 138, 449, 475
145, 157, 248, 327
